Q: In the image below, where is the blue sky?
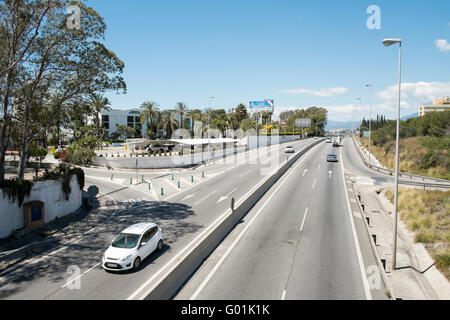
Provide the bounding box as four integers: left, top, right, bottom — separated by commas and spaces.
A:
86, 0, 450, 121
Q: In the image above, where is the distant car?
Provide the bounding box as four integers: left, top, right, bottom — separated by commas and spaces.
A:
102, 223, 164, 271
326, 137, 332, 143
146, 145, 169, 153
327, 153, 338, 162
285, 146, 295, 153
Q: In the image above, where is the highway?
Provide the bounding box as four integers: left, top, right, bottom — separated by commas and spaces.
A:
176, 139, 388, 300
0, 138, 315, 300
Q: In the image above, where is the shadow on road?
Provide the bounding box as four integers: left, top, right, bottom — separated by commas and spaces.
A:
0, 199, 200, 299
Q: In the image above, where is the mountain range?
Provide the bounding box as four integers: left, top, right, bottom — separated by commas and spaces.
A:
325, 113, 418, 131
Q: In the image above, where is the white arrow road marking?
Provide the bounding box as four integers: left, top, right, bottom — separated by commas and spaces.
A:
328, 170, 333, 179
303, 169, 308, 176
194, 190, 218, 206
217, 188, 237, 204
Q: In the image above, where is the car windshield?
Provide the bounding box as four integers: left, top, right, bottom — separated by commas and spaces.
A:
112, 233, 140, 249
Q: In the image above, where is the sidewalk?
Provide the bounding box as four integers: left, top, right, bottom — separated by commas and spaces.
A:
353, 183, 450, 299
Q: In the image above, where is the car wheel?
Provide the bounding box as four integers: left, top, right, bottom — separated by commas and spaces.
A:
157, 239, 163, 251
133, 257, 141, 270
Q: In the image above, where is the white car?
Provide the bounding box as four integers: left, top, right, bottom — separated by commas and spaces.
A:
326, 137, 332, 143
102, 223, 164, 271
285, 146, 295, 153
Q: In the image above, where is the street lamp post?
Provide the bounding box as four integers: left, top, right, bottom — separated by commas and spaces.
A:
356, 98, 362, 137
366, 83, 373, 167
382, 38, 402, 271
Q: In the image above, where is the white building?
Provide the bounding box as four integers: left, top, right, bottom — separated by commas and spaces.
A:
101, 108, 194, 139
101, 109, 147, 139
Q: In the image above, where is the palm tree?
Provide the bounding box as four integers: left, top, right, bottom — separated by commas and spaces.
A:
162, 111, 179, 139
175, 102, 189, 129
89, 93, 111, 139
140, 101, 160, 139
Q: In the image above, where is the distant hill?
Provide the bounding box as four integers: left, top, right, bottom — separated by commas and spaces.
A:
326, 120, 362, 131
401, 112, 418, 120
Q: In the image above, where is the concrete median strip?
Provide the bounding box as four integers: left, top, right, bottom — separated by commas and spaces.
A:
127, 139, 324, 300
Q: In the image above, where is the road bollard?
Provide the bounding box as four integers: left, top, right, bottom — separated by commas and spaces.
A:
130, 178, 132, 185
202, 171, 205, 178
171, 174, 174, 180
372, 234, 377, 245
161, 187, 164, 196
366, 217, 370, 226
142, 175, 144, 182
178, 181, 181, 189
148, 183, 151, 190
111, 174, 113, 180
191, 176, 194, 183
381, 259, 386, 271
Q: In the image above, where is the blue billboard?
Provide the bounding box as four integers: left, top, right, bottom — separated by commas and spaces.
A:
249, 100, 274, 111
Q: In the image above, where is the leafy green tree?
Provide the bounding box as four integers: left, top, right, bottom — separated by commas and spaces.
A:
89, 93, 111, 139
12, 1, 126, 180
140, 101, 160, 139
0, 0, 55, 180
162, 111, 179, 138
175, 102, 189, 129
235, 104, 249, 124
115, 124, 136, 139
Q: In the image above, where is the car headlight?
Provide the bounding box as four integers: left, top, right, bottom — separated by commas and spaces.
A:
121, 254, 132, 262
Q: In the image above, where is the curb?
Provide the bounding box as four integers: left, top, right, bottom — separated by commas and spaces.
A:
351, 183, 397, 300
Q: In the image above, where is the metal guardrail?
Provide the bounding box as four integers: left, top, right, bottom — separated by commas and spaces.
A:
351, 137, 450, 189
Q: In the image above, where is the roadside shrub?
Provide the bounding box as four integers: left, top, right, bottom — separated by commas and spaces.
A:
0, 178, 34, 207
54, 151, 61, 160
434, 252, 450, 271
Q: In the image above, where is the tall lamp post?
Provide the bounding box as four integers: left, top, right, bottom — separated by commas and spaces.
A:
365, 83, 373, 167
382, 38, 402, 271
208, 96, 215, 161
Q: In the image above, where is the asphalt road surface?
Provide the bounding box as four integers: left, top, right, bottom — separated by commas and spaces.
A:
0, 138, 315, 300
176, 140, 388, 300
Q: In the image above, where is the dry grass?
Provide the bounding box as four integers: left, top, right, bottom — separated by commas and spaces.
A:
384, 188, 450, 279
358, 136, 449, 180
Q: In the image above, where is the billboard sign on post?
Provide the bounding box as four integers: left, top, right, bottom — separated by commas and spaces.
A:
295, 118, 311, 128
249, 100, 274, 111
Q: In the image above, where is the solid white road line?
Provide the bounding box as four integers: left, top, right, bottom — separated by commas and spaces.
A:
312, 178, 317, 190
281, 290, 287, 300
189, 144, 319, 300
300, 207, 309, 232
61, 262, 102, 289
194, 190, 218, 206
339, 148, 372, 300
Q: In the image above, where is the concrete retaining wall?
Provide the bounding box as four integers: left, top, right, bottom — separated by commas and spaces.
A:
0, 176, 83, 239
141, 139, 323, 300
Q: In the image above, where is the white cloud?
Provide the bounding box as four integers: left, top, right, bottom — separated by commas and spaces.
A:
435, 39, 450, 52
282, 87, 348, 97
377, 81, 450, 106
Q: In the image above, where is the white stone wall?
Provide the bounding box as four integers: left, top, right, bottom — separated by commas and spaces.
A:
0, 176, 83, 239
